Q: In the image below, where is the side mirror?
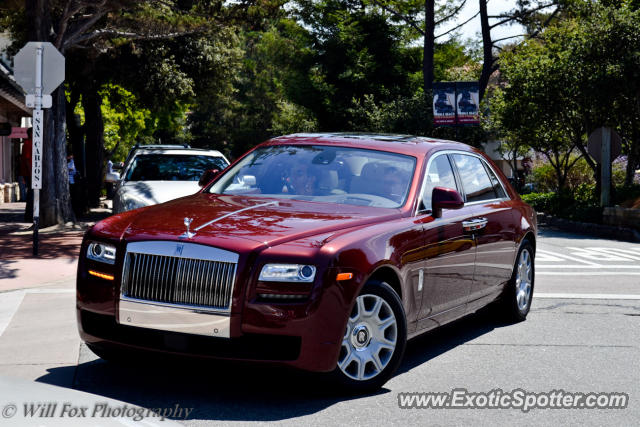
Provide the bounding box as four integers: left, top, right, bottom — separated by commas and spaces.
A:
432, 186, 464, 218
105, 171, 120, 183
198, 169, 221, 187
112, 162, 124, 171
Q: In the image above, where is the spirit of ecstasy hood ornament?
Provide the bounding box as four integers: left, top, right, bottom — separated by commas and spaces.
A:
180, 217, 195, 239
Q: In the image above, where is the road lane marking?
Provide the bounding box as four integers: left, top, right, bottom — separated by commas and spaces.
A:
537, 265, 640, 269
537, 271, 640, 275
536, 293, 640, 300
0, 290, 26, 338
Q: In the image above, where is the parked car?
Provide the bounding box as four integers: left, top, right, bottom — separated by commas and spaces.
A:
108, 147, 229, 213
78, 133, 536, 392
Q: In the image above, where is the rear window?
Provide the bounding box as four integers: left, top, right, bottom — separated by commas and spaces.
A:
125, 154, 228, 181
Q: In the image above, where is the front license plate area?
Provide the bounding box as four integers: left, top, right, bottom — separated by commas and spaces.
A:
118, 297, 231, 338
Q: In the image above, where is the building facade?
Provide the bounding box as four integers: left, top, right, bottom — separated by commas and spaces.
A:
0, 33, 30, 203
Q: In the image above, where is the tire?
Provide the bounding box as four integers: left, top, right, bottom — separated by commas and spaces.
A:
331, 280, 407, 393
501, 240, 535, 322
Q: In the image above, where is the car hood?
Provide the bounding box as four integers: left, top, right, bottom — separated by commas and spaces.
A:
120, 180, 201, 205
117, 193, 403, 250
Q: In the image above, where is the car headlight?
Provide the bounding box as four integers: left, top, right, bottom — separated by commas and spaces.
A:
259, 264, 316, 282
87, 242, 116, 264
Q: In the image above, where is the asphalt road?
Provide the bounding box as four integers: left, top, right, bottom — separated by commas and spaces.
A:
0, 227, 638, 426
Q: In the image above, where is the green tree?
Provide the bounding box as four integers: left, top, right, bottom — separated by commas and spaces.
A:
489, 1, 640, 191
2, 0, 249, 224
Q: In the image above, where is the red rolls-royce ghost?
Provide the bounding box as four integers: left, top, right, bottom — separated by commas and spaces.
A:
77, 133, 536, 391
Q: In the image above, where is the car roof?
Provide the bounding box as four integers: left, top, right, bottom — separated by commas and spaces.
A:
262, 133, 475, 157
131, 148, 226, 157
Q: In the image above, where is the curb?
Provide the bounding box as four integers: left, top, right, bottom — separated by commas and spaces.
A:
537, 213, 640, 243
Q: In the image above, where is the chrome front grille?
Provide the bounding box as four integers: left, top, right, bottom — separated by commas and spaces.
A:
121, 241, 239, 311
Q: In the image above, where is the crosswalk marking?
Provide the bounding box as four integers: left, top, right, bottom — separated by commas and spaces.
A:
535, 293, 640, 299
567, 247, 638, 262
537, 249, 601, 266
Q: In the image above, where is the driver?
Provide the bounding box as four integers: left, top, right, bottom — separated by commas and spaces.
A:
287, 164, 317, 195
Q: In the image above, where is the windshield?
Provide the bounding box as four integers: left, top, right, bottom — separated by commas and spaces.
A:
125, 154, 228, 182
209, 145, 416, 208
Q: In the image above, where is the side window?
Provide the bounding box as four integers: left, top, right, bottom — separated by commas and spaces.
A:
421, 154, 458, 211
452, 154, 496, 203
483, 161, 507, 199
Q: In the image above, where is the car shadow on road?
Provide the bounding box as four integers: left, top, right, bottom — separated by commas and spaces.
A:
35, 305, 511, 422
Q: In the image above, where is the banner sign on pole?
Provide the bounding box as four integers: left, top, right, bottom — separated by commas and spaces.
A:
456, 82, 480, 125
433, 82, 457, 125
433, 81, 480, 126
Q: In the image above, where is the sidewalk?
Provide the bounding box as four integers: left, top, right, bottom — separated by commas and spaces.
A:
0, 202, 111, 292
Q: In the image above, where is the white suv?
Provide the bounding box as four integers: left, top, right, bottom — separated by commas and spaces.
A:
109, 146, 229, 214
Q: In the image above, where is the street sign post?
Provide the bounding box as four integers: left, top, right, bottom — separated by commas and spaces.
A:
14, 42, 65, 256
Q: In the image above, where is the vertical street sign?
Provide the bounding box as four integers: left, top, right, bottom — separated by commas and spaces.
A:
32, 110, 43, 189
14, 42, 65, 256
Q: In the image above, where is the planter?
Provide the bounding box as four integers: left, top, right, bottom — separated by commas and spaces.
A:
2, 184, 10, 204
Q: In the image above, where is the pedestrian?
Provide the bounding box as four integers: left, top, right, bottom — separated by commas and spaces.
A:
106, 159, 114, 199
20, 128, 33, 223
67, 154, 77, 185
67, 153, 81, 216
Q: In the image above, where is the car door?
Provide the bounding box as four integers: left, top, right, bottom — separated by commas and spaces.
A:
417, 153, 476, 330
450, 153, 518, 309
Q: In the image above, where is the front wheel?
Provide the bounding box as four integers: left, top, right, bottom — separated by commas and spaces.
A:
501, 240, 535, 322
332, 280, 407, 393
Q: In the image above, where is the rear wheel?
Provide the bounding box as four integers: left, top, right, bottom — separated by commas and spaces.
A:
332, 280, 407, 393
502, 240, 535, 322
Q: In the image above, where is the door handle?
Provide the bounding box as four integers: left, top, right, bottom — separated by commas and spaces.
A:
462, 218, 488, 232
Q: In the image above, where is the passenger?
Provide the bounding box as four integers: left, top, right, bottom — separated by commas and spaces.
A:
379, 167, 404, 202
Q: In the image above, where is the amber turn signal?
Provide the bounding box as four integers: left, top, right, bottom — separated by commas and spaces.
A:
336, 272, 353, 281
88, 270, 115, 281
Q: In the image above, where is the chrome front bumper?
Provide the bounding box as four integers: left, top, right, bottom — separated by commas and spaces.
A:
118, 297, 231, 338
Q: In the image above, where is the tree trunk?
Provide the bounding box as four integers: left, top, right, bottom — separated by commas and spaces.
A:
478, 0, 494, 101
83, 83, 105, 207
423, 0, 435, 93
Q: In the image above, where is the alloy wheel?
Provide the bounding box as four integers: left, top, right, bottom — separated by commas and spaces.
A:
338, 294, 397, 381
515, 248, 533, 311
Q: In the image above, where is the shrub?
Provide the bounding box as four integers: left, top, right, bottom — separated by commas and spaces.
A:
521, 192, 558, 213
